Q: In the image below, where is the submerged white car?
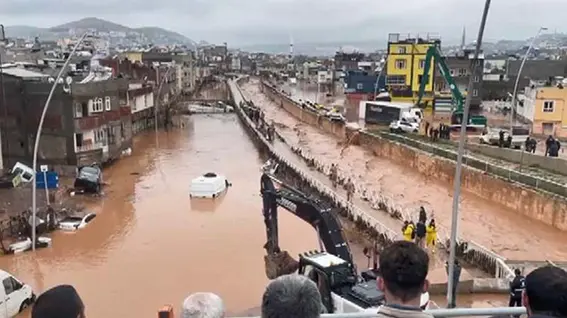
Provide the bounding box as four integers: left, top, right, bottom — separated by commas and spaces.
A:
190, 172, 231, 198
58, 213, 97, 231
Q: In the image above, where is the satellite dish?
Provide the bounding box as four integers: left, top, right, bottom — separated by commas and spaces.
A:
48, 77, 55, 83
65, 76, 73, 85
57, 78, 64, 84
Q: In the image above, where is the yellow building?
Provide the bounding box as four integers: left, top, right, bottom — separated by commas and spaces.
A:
527, 85, 567, 137
122, 52, 143, 63
386, 33, 440, 105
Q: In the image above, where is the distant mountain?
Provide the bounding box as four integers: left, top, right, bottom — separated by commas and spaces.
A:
4, 17, 195, 47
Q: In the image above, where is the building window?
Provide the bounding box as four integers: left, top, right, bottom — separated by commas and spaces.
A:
543, 100, 555, 113
386, 75, 406, 85
473, 76, 480, 82
356, 83, 363, 90
74, 103, 83, 118
397, 47, 407, 54
458, 68, 467, 76
450, 69, 455, 76
105, 96, 111, 111
472, 89, 478, 96
395, 59, 406, 69
419, 59, 426, 69
92, 98, 103, 112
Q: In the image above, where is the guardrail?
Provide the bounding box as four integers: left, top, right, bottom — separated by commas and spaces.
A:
231, 307, 527, 318
375, 131, 567, 198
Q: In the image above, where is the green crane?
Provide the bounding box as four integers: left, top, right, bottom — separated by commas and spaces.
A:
416, 45, 487, 126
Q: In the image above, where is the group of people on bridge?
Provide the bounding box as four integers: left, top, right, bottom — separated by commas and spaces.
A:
241, 100, 275, 142
401, 207, 437, 253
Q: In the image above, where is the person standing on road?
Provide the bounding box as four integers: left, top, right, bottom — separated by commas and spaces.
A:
346, 178, 355, 203
545, 135, 555, 156
329, 164, 338, 188
509, 268, 526, 317
415, 219, 426, 248
426, 219, 437, 253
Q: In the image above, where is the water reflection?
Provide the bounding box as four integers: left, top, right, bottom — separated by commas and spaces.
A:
1, 114, 329, 317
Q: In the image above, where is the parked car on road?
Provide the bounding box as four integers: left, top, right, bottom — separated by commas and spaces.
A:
74, 164, 103, 193
389, 120, 420, 133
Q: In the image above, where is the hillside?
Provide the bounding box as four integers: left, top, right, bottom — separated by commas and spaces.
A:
5, 17, 194, 46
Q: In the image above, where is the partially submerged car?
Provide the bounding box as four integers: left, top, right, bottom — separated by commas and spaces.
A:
74, 165, 103, 193
58, 213, 97, 232
190, 172, 231, 198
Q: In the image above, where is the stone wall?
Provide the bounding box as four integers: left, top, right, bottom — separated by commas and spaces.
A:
358, 131, 567, 232
256, 79, 567, 232
261, 82, 346, 140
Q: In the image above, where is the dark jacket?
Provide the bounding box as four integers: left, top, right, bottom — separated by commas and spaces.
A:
509, 275, 526, 298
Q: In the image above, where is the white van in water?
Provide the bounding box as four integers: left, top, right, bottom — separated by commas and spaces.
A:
190, 172, 231, 198
0, 270, 35, 318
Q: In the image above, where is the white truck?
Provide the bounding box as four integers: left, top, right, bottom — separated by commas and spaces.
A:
0, 270, 35, 317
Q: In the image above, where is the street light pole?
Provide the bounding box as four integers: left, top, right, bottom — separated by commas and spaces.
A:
31, 32, 90, 250
0, 25, 7, 169
510, 27, 547, 135
446, 0, 491, 307
373, 56, 387, 100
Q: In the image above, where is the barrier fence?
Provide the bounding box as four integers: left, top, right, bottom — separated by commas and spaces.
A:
231, 307, 527, 318
231, 78, 515, 280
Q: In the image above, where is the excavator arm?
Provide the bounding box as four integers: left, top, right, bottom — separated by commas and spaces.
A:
416, 45, 465, 112
260, 173, 355, 278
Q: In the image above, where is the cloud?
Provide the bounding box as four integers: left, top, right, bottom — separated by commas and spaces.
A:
1, 0, 565, 45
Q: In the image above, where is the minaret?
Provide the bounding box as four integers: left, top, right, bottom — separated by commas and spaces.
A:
461, 26, 466, 50
289, 34, 294, 60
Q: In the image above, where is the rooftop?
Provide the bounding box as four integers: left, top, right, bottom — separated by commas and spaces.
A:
1, 67, 50, 80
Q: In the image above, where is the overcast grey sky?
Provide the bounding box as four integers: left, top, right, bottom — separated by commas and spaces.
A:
1, 0, 565, 45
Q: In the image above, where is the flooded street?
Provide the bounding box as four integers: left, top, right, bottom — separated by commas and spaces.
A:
0, 114, 332, 317
242, 78, 567, 261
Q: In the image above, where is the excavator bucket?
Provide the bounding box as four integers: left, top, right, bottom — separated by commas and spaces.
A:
264, 251, 299, 279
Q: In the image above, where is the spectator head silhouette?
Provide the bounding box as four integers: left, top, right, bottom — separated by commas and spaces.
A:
181, 292, 225, 318
378, 240, 430, 307
32, 285, 85, 318
261, 274, 322, 318
523, 265, 567, 317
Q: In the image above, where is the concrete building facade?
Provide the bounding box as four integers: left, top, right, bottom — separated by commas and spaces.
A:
518, 82, 567, 137
434, 51, 484, 109
385, 33, 440, 104
2, 69, 132, 169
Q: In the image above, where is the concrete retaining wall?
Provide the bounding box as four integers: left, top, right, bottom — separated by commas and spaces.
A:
466, 143, 567, 176
261, 82, 346, 140
257, 80, 567, 232
232, 77, 511, 281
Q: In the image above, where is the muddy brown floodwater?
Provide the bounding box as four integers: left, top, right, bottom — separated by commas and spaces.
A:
0, 114, 353, 317
242, 78, 567, 262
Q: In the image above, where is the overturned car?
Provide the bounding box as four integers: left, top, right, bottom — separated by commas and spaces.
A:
74, 164, 103, 194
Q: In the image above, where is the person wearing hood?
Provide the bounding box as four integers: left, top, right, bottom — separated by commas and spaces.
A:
32, 285, 85, 318
403, 221, 415, 242
375, 241, 433, 318
509, 268, 526, 317
522, 265, 567, 318
426, 219, 437, 253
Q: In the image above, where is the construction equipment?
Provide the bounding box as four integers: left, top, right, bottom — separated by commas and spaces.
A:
416, 45, 487, 127
259, 172, 430, 312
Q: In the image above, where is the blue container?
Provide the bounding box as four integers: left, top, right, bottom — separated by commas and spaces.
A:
344, 71, 386, 94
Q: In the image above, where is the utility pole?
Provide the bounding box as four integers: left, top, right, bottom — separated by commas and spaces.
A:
0, 24, 7, 170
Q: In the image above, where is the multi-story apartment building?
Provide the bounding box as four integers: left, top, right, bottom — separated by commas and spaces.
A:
517, 81, 567, 137
385, 33, 440, 105
434, 50, 484, 112
1, 67, 132, 170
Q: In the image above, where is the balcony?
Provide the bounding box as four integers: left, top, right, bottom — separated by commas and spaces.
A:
75, 142, 105, 153
75, 108, 131, 131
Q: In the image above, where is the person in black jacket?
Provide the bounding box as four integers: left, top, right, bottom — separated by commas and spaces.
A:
523, 265, 567, 318
509, 268, 526, 317
415, 220, 426, 248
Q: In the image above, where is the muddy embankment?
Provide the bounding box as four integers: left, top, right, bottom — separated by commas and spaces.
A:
230, 78, 511, 290
260, 81, 567, 233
